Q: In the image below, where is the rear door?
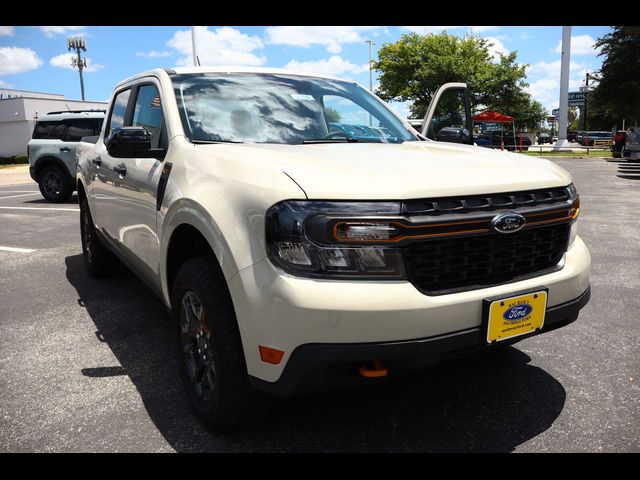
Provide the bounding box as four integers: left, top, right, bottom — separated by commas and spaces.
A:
89, 88, 132, 234
421, 82, 474, 144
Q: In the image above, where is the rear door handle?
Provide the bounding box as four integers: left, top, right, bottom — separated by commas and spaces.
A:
113, 164, 127, 176
60, 147, 71, 152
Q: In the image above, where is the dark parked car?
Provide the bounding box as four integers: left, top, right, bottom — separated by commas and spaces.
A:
537, 133, 553, 144
477, 130, 531, 151
611, 130, 626, 158
578, 131, 614, 146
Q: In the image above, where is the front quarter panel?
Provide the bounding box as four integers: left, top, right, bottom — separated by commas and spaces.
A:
157, 138, 307, 306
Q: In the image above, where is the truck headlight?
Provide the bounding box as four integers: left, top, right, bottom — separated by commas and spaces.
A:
568, 190, 580, 249
265, 200, 406, 279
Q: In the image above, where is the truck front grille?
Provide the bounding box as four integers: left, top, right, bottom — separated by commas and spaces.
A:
403, 223, 571, 295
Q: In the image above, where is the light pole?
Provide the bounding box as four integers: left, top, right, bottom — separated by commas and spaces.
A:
67, 36, 87, 101
191, 26, 199, 66
366, 39, 375, 126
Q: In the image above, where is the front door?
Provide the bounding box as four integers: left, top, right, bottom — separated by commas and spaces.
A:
421, 82, 474, 144
109, 82, 167, 286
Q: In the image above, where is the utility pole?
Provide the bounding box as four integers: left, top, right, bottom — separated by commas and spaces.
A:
554, 26, 572, 150
67, 36, 87, 101
366, 39, 375, 126
581, 72, 590, 132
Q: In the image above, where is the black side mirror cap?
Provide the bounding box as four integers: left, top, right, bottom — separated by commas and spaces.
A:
106, 126, 152, 158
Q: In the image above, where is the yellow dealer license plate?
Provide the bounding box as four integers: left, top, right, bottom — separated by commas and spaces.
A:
485, 289, 548, 343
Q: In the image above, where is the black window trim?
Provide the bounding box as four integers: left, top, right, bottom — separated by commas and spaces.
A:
104, 86, 134, 145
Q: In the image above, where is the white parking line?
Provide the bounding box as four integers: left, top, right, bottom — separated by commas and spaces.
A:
0, 190, 39, 194
0, 193, 41, 200
0, 246, 36, 253
0, 206, 79, 212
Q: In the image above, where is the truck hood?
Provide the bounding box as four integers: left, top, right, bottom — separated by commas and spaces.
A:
198, 140, 572, 200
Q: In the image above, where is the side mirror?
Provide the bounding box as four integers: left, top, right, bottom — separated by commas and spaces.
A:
436, 127, 473, 144
106, 126, 151, 158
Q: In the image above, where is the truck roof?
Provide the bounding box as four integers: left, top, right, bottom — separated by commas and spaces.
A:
113, 67, 353, 90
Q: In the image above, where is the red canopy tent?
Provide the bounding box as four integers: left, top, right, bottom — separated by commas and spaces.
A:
473, 111, 519, 150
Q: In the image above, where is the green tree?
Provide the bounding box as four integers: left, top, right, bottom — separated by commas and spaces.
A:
589, 26, 640, 129
373, 32, 546, 130
324, 107, 342, 123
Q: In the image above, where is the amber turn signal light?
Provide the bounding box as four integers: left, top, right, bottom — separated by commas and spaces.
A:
259, 346, 285, 365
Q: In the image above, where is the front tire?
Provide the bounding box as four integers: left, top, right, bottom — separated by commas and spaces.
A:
38, 164, 73, 203
80, 198, 119, 277
172, 257, 266, 430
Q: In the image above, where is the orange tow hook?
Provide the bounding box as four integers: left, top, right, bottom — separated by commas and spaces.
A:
359, 360, 388, 378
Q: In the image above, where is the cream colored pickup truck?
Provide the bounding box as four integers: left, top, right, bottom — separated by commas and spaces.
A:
76, 67, 590, 429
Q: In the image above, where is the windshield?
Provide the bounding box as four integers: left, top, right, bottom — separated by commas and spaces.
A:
171, 73, 418, 144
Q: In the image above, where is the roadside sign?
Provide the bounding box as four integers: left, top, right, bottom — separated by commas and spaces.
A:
568, 91, 586, 106
551, 108, 559, 118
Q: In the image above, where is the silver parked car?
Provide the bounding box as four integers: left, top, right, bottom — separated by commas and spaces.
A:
27, 110, 104, 202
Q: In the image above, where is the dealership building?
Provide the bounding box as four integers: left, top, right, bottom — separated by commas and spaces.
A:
0, 88, 107, 157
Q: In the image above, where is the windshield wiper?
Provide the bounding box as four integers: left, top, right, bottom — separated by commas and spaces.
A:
301, 138, 360, 144
191, 139, 245, 144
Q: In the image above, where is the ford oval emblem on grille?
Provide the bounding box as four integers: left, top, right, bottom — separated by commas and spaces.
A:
491, 213, 526, 234
503, 304, 533, 321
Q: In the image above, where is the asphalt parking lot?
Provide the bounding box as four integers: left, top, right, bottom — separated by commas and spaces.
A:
0, 157, 639, 453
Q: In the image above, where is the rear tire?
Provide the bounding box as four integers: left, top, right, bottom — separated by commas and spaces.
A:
38, 164, 73, 203
172, 256, 270, 430
80, 198, 119, 277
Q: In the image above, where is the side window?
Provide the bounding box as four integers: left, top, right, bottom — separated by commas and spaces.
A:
94, 118, 104, 135
33, 121, 55, 139
323, 95, 387, 137
428, 89, 468, 140
64, 119, 96, 142
107, 89, 131, 137
48, 122, 67, 140
132, 84, 165, 149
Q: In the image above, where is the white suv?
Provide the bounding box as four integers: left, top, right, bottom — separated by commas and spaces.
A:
28, 110, 104, 202
76, 68, 591, 429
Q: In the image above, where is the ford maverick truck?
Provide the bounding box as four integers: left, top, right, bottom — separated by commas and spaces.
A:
76, 68, 591, 429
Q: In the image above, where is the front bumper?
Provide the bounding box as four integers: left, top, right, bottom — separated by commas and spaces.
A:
228, 236, 590, 387
249, 286, 590, 396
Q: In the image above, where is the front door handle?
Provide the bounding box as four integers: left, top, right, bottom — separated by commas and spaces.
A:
92, 159, 102, 167
113, 164, 127, 176
60, 147, 71, 152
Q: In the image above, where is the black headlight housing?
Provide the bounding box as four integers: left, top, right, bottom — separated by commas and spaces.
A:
265, 200, 407, 279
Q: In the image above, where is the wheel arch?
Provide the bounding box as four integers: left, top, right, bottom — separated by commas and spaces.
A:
33, 155, 74, 186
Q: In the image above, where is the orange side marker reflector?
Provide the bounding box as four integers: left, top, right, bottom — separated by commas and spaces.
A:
359, 360, 388, 378
259, 346, 285, 365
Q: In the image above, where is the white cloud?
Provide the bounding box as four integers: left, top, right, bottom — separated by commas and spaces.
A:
0, 79, 12, 87
0, 47, 42, 75
265, 26, 380, 54
0, 26, 14, 36
485, 36, 508, 61
402, 26, 464, 35
525, 60, 590, 112
168, 26, 265, 66
284, 55, 369, 78
38, 26, 85, 37
135, 50, 172, 58
470, 26, 498, 33
554, 35, 600, 55
49, 53, 104, 73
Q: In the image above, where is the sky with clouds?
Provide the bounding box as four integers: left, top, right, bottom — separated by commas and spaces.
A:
0, 25, 611, 118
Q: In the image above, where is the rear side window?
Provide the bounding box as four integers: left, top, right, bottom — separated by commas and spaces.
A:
33, 121, 65, 139
64, 119, 99, 142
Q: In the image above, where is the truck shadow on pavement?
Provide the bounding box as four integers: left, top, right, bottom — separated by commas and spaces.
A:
65, 253, 566, 453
